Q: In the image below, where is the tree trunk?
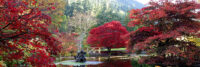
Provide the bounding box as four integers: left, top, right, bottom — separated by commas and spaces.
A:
107, 48, 111, 60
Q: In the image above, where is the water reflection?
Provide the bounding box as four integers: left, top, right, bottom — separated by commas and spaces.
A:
57, 57, 134, 67
73, 65, 85, 67
58, 59, 132, 67
56, 60, 102, 66
87, 59, 132, 67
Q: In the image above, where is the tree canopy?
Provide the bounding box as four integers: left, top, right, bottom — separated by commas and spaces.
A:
0, 0, 61, 66
128, 0, 200, 66
87, 21, 128, 49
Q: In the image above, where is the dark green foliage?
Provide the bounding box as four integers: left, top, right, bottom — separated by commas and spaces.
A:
96, 8, 124, 25
65, 0, 91, 17
131, 60, 154, 67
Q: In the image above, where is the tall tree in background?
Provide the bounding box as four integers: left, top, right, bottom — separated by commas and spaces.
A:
0, 0, 61, 66
61, 0, 92, 33
68, 12, 97, 33
128, 0, 200, 66
65, 0, 128, 31
68, 11, 97, 51
65, 0, 91, 17
87, 21, 128, 58
96, 8, 124, 26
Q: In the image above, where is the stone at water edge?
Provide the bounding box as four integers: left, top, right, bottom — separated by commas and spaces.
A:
74, 50, 86, 62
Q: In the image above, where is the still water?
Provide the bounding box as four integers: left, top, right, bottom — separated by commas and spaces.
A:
57, 57, 133, 67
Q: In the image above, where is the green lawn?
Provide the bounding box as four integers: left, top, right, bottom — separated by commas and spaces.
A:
101, 48, 126, 51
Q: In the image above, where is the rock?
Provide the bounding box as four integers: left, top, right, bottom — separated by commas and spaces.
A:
74, 50, 86, 62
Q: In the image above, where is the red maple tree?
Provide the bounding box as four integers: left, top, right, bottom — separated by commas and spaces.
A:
55, 32, 78, 56
0, 0, 61, 66
87, 21, 128, 56
128, 0, 200, 66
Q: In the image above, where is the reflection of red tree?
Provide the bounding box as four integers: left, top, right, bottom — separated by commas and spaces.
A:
87, 59, 132, 67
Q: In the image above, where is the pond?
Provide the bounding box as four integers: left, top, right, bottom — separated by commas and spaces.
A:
56, 56, 135, 67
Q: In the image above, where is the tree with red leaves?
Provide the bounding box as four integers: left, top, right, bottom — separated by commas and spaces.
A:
128, 0, 200, 66
0, 0, 61, 66
87, 21, 128, 57
55, 32, 79, 56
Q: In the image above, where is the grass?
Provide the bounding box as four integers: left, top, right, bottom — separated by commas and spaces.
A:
101, 48, 126, 51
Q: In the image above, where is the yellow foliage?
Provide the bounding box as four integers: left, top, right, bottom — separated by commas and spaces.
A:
187, 36, 200, 46
0, 60, 7, 67
22, 0, 67, 27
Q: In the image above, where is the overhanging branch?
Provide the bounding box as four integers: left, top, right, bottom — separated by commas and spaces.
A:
0, 32, 27, 41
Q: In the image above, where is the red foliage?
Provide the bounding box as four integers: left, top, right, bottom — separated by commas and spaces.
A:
55, 32, 78, 56
129, 0, 200, 32
128, 0, 200, 66
87, 21, 128, 49
0, 0, 61, 66
127, 26, 162, 51
7, 49, 24, 60
26, 49, 55, 66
